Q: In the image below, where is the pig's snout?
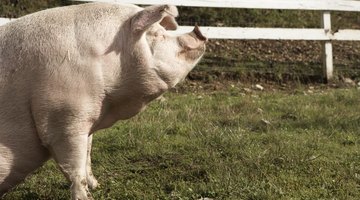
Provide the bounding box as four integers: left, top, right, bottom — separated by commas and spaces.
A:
177, 25, 207, 62
192, 25, 207, 42
178, 25, 207, 52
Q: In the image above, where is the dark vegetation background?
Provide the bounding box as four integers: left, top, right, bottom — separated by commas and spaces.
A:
1, 0, 360, 84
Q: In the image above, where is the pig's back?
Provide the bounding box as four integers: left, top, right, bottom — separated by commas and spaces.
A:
0, 2, 140, 87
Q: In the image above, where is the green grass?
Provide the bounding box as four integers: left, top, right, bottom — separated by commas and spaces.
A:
3, 86, 360, 200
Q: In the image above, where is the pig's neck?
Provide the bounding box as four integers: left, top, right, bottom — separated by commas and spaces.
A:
95, 39, 170, 129
119, 38, 171, 99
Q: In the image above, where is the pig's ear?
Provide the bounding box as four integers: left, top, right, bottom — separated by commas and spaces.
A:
160, 15, 178, 30
131, 5, 178, 34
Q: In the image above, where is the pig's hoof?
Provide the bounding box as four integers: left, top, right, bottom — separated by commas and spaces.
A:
71, 182, 92, 200
87, 176, 99, 190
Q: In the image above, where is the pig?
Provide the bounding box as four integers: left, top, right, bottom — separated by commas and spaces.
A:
0, 2, 206, 199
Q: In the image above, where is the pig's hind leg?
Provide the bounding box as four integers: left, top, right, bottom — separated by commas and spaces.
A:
0, 129, 50, 196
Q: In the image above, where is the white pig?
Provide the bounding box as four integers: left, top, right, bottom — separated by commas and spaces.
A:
0, 2, 206, 199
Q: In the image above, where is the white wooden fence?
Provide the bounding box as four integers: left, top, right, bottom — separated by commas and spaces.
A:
0, 18, 12, 25
2, 0, 360, 81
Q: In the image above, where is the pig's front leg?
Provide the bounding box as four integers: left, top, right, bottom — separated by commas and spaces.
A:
48, 126, 92, 200
86, 135, 99, 190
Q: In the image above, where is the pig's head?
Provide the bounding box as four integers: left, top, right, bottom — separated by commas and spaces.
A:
129, 5, 207, 88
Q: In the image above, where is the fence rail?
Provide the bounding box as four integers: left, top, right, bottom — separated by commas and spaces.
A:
75, 0, 360, 12
2, 0, 360, 81
0, 18, 11, 26
176, 26, 360, 41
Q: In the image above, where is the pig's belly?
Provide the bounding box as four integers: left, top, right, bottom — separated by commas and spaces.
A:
93, 100, 147, 132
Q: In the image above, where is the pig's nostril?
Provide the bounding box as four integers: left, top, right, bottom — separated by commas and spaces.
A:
193, 24, 207, 42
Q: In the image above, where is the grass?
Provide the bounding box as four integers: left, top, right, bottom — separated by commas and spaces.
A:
2, 85, 360, 200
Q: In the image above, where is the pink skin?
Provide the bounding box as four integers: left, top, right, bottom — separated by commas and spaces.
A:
0, 3, 206, 199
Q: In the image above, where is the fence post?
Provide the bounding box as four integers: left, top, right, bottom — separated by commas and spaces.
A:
321, 11, 333, 82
